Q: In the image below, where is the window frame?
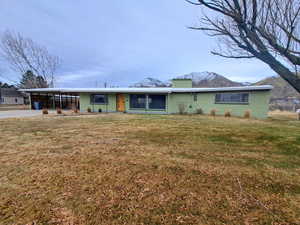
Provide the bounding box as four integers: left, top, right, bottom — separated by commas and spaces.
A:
148, 94, 167, 110
90, 94, 108, 105
129, 94, 147, 109
193, 93, 198, 102
129, 94, 167, 111
215, 92, 249, 105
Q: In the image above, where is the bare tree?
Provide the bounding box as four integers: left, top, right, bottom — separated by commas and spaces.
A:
187, 0, 300, 93
0, 30, 60, 87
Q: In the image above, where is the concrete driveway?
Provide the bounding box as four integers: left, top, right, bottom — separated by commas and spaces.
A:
0, 110, 42, 119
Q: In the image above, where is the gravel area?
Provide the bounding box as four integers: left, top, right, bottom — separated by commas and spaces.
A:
0, 110, 43, 119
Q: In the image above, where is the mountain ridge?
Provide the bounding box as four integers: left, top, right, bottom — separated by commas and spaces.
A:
131, 72, 300, 100
254, 76, 300, 99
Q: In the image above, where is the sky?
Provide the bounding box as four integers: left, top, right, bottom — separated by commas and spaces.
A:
0, 0, 275, 87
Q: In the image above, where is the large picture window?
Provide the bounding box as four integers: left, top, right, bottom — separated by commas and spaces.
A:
148, 95, 166, 110
215, 93, 249, 104
90, 94, 108, 104
129, 94, 166, 110
130, 94, 146, 109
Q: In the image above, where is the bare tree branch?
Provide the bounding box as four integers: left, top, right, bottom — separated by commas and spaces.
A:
0, 30, 60, 88
188, 0, 300, 93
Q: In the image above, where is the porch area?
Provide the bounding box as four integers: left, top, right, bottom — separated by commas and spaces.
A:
29, 92, 80, 110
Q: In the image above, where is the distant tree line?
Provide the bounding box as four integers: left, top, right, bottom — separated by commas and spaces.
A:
18, 70, 48, 89
0, 81, 15, 89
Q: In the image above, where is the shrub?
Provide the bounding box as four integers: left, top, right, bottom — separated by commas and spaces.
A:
224, 111, 231, 117
56, 108, 62, 114
210, 109, 216, 117
98, 108, 102, 113
244, 110, 251, 119
87, 107, 92, 113
42, 108, 48, 115
196, 108, 203, 115
178, 103, 186, 115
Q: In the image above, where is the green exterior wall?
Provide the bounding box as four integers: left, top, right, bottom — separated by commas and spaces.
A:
172, 79, 193, 88
80, 93, 116, 112
80, 90, 271, 119
168, 91, 271, 118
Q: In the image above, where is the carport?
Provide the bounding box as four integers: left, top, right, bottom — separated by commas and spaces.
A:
25, 90, 80, 110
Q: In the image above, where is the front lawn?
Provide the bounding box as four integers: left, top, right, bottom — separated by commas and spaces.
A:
0, 114, 299, 224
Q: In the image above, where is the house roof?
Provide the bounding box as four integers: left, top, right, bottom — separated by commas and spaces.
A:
19, 85, 273, 94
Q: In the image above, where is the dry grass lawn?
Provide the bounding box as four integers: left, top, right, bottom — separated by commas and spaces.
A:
0, 113, 300, 225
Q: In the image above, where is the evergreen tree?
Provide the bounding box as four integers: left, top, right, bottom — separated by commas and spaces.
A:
18, 70, 49, 88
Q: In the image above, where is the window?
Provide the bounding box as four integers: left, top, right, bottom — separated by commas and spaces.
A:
90, 94, 108, 104
215, 93, 249, 104
130, 94, 146, 109
193, 93, 197, 102
148, 95, 166, 110
129, 94, 166, 110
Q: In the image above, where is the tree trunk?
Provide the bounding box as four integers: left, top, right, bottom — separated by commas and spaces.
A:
267, 64, 300, 93
258, 53, 300, 92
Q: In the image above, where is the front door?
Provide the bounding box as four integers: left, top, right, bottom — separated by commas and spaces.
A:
116, 94, 125, 112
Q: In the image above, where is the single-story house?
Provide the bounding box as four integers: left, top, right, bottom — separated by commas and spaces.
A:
0, 88, 25, 105
20, 79, 273, 118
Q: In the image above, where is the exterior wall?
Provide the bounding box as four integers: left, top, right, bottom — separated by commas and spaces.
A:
79, 91, 271, 119
168, 91, 271, 119
0, 96, 24, 105
80, 93, 169, 114
172, 79, 193, 88
80, 93, 117, 112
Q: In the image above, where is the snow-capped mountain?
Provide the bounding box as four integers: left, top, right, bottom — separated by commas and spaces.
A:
175, 72, 243, 87
131, 77, 168, 87
175, 71, 218, 82
131, 72, 244, 88
241, 82, 252, 86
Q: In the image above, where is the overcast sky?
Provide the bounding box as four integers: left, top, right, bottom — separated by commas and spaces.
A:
0, 0, 275, 87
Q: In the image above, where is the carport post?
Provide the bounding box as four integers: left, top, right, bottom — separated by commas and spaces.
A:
59, 93, 62, 109
53, 94, 55, 109
29, 93, 32, 110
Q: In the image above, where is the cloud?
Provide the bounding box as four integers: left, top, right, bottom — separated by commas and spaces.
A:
0, 0, 274, 87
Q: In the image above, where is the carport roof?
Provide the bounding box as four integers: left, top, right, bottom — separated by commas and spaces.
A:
19, 85, 273, 94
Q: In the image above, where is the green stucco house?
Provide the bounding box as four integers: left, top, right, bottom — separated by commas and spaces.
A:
21, 79, 273, 119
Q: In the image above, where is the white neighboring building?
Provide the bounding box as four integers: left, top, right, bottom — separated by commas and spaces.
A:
0, 88, 24, 105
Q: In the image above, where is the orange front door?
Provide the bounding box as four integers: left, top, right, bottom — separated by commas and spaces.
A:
116, 94, 125, 112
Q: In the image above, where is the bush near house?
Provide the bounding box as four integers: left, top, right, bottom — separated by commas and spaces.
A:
178, 103, 187, 115
210, 109, 216, 116
225, 111, 231, 117
42, 108, 48, 115
196, 108, 203, 115
56, 108, 62, 114
244, 110, 251, 119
